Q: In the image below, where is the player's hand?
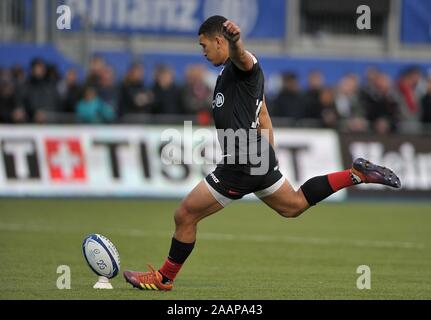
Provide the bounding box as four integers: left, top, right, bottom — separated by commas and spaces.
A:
223, 20, 241, 43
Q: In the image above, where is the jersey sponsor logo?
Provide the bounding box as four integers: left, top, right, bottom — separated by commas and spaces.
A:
213, 92, 225, 109
210, 173, 220, 184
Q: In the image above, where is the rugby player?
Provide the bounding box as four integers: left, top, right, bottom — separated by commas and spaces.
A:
124, 16, 401, 291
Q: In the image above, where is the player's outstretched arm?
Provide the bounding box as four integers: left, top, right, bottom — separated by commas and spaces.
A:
222, 20, 254, 72
258, 96, 275, 148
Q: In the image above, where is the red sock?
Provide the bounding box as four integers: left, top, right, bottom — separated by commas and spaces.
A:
159, 258, 183, 282
327, 170, 356, 192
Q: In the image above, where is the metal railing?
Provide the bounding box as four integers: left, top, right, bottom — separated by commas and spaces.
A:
7, 111, 430, 134
0, 0, 34, 42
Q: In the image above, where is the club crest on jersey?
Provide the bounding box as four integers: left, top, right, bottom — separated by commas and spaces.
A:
213, 93, 225, 109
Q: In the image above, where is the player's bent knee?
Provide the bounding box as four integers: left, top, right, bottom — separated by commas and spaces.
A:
277, 191, 309, 218
277, 207, 304, 218
276, 200, 307, 218
174, 202, 197, 227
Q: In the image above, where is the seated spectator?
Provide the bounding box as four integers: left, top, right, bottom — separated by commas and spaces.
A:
396, 66, 423, 122
151, 64, 181, 115
303, 70, 325, 120
118, 63, 153, 116
86, 55, 106, 87
97, 66, 118, 114
360, 67, 380, 103
57, 68, 82, 113
421, 76, 431, 125
318, 87, 339, 128
10, 64, 26, 103
10, 64, 26, 88
361, 73, 399, 134
335, 73, 367, 132
271, 72, 304, 121
21, 58, 59, 123
180, 64, 212, 125
0, 77, 23, 123
76, 86, 115, 123
46, 63, 61, 84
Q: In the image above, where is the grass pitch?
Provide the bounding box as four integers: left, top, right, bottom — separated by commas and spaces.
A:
0, 199, 430, 300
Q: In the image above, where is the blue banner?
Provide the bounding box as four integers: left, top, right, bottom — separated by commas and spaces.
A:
401, 0, 431, 44
60, 0, 286, 39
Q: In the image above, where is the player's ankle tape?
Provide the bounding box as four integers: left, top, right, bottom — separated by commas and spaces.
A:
300, 175, 334, 206
168, 237, 195, 264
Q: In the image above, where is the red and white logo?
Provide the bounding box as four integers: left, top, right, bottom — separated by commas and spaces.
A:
45, 139, 86, 181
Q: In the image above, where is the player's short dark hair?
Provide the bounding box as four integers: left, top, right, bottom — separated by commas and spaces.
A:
198, 15, 227, 37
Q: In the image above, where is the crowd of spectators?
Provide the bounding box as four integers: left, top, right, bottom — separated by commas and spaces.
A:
1, 55, 430, 134
0, 55, 214, 126
270, 66, 431, 134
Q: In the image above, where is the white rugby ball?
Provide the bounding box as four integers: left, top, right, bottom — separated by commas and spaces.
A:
82, 234, 120, 279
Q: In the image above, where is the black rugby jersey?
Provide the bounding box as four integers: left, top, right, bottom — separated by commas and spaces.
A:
212, 53, 264, 132
211, 53, 270, 170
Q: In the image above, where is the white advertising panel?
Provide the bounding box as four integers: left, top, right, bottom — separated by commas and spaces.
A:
0, 126, 345, 201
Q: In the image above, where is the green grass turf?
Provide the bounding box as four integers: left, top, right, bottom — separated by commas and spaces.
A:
0, 199, 430, 300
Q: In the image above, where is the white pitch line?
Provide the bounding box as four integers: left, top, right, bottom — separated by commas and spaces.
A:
0, 222, 426, 250
176, 231, 425, 250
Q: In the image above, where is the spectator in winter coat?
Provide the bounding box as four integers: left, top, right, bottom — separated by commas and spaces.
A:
76, 86, 115, 124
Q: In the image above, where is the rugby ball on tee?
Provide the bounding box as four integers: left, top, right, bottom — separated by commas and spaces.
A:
82, 234, 120, 279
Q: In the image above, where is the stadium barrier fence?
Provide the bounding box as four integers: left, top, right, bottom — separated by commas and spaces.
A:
0, 125, 429, 200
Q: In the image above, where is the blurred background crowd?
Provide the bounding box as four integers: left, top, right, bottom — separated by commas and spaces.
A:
1, 55, 431, 135
1, 0, 431, 134
0, 56, 215, 126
